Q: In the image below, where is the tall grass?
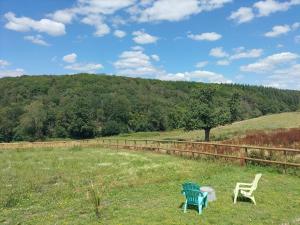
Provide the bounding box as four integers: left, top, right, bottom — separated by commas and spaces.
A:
225, 128, 300, 148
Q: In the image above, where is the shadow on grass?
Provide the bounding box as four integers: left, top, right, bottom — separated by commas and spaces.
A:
178, 202, 205, 214
231, 195, 253, 204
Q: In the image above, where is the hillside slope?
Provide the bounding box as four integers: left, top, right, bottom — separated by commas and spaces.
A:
117, 112, 300, 141
0, 74, 300, 142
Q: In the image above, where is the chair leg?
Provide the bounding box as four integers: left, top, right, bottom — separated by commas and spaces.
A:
198, 203, 202, 215
183, 200, 187, 213
250, 196, 256, 205
233, 189, 239, 204
204, 196, 208, 208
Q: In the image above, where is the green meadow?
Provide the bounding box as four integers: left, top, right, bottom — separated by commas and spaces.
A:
1, 146, 299, 225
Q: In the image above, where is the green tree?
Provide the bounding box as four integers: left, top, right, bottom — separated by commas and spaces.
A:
15, 100, 47, 141
229, 92, 240, 122
184, 88, 231, 141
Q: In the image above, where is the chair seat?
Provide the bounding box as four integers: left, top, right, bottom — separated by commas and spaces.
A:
241, 190, 251, 196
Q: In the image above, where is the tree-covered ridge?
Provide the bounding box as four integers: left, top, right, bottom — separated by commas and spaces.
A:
0, 74, 299, 142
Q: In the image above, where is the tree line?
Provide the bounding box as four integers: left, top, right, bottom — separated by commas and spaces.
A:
0, 74, 299, 142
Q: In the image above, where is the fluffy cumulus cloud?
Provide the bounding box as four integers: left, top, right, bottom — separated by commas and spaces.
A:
151, 54, 160, 61
4, 12, 66, 36
228, 7, 254, 24
81, 14, 110, 37
114, 47, 162, 77
0, 59, 10, 68
264, 22, 300, 37
132, 30, 158, 44
114, 30, 126, 38
188, 32, 222, 41
0, 59, 24, 78
209, 47, 228, 57
209, 47, 263, 66
158, 70, 232, 83
63, 53, 77, 63
0, 68, 25, 78
229, 0, 300, 24
217, 60, 230, 66
229, 48, 263, 60
240, 52, 300, 89
24, 35, 50, 46
240, 52, 299, 72
195, 61, 208, 68
114, 46, 232, 83
131, 0, 232, 22
64, 63, 103, 73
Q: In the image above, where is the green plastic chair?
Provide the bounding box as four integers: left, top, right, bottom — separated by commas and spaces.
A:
182, 183, 208, 214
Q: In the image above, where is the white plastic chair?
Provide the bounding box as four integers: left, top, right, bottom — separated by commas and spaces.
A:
233, 173, 262, 205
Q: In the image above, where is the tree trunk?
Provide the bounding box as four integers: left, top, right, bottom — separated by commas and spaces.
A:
204, 128, 211, 142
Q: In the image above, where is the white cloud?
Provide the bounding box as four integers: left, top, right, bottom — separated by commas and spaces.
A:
132, 30, 158, 44
209, 47, 228, 57
159, 70, 232, 83
292, 22, 300, 30
151, 54, 160, 61
47, 8, 76, 24
228, 7, 254, 24
64, 63, 103, 73
81, 14, 110, 37
137, 0, 201, 22
239, 51, 300, 89
114, 47, 161, 76
24, 35, 50, 46
195, 61, 208, 68
188, 32, 222, 41
240, 52, 299, 72
254, 0, 290, 17
4, 12, 66, 36
217, 60, 230, 66
63, 53, 77, 63
229, 1, 300, 24
77, 0, 136, 15
0, 68, 25, 78
0, 59, 10, 68
114, 30, 126, 38
230, 48, 263, 59
134, 0, 232, 22
264, 25, 291, 37
295, 35, 300, 43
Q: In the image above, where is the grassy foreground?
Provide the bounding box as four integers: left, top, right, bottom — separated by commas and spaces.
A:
1, 147, 300, 225
117, 112, 300, 141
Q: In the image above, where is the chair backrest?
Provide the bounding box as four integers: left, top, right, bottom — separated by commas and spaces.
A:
182, 182, 200, 192
184, 189, 201, 205
248, 173, 262, 195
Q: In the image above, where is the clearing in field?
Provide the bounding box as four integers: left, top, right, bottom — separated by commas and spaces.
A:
1, 146, 299, 225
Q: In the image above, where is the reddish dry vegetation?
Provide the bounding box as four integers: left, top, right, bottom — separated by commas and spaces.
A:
224, 128, 300, 149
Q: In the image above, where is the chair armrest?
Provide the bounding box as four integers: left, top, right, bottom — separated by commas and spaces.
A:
237, 182, 252, 186
238, 187, 252, 191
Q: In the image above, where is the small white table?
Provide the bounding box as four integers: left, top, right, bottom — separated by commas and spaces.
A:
200, 186, 216, 202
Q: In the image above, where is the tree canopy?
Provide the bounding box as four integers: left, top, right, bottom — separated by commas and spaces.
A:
0, 74, 299, 142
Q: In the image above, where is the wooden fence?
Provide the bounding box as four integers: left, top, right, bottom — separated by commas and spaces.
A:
1, 138, 300, 170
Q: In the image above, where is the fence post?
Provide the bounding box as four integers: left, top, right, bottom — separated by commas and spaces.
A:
284, 150, 287, 173
240, 147, 246, 166
134, 140, 137, 150
244, 147, 248, 166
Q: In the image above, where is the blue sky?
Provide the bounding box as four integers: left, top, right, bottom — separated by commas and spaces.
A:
0, 0, 300, 89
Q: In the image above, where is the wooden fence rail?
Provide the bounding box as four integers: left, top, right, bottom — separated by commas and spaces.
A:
1, 138, 300, 170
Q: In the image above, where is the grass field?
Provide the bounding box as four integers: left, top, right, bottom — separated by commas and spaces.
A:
117, 112, 300, 141
1, 146, 300, 225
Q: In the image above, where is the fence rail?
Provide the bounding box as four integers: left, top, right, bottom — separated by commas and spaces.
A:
1, 138, 300, 170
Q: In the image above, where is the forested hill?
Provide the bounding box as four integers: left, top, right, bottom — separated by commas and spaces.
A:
0, 74, 300, 142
